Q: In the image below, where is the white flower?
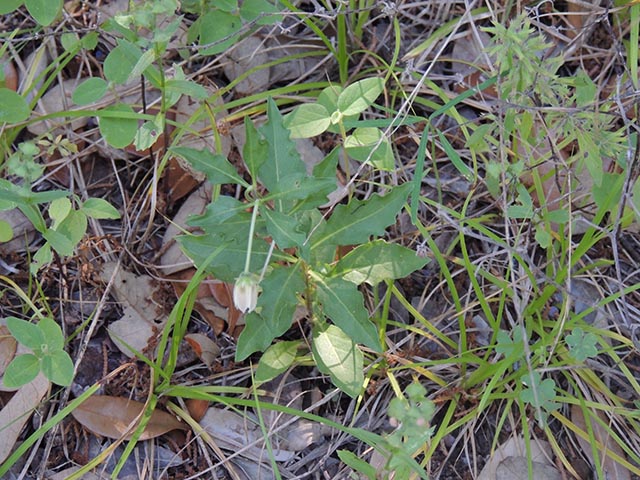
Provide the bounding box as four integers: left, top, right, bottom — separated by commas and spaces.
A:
233, 273, 259, 313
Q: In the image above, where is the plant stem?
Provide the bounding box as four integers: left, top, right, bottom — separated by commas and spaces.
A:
244, 201, 259, 273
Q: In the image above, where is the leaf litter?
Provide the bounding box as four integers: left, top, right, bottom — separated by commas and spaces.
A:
1, 2, 640, 479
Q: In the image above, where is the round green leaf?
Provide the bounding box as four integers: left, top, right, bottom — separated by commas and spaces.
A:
103, 42, 142, 84
255, 341, 300, 383
0, 0, 23, 15
98, 103, 138, 148
3, 354, 40, 388
38, 317, 65, 351
41, 350, 74, 386
72, 77, 108, 105
283, 103, 330, 138
0, 88, 30, 123
81, 198, 121, 219
337, 77, 384, 116
0, 219, 13, 242
25, 0, 62, 26
48, 196, 72, 225
6, 316, 44, 351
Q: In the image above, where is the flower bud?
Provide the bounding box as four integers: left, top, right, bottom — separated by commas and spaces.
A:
233, 273, 259, 313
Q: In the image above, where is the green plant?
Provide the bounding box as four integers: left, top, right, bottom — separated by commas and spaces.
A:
3, 316, 73, 387
284, 77, 395, 172
0, 140, 120, 273
175, 94, 427, 397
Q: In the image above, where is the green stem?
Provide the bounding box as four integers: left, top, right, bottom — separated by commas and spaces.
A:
244, 201, 260, 273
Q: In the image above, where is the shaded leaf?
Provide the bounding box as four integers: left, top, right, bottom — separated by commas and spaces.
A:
258, 98, 307, 208
170, 147, 247, 186
243, 116, 267, 178
72, 78, 108, 105
72, 395, 186, 440
235, 264, 305, 360
311, 183, 410, 250
263, 207, 306, 249
98, 103, 138, 148
25, 0, 61, 26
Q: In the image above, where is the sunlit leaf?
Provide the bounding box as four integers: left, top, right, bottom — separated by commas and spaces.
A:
312, 323, 364, 398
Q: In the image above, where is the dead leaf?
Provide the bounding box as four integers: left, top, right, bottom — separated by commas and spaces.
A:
72, 395, 186, 440
100, 262, 166, 357
0, 373, 50, 464
107, 305, 157, 358
186, 399, 209, 423
184, 333, 220, 367
100, 262, 165, 323
200, 407, 296, 462
1, 57, 17, 91
0, 325, 17, 376
222, 36, 270, 96
571, 404, 631, 480
159, 182, 211, 275
478, 436, 561, 480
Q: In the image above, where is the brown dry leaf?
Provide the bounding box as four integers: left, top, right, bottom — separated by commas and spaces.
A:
199, 407, 295, 462
571, 404, 631, 480
1, 57, 17, 91
222, 36, 270, 96
184, 333, 220, 367
186, 399, 209, 423
0, 373, 50, 464
72, 395, 186, 440
100, 262, 166, 357
450, 30, 497, 97
477, 436, 561, 480
0, 325, 17, 376
100, 262, 165, 323
159, 182, 211, 276
107, 305, 157, 358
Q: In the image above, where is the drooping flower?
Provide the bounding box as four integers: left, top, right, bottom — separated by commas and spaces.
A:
233, 272, 260, 313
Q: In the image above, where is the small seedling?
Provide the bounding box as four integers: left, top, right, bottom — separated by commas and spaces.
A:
566, 327, 599, 362
3, 316, 74, 387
